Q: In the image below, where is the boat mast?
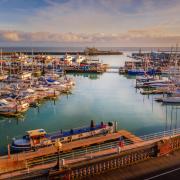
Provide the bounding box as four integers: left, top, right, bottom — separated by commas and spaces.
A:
10, 55, 12, 81
175, 44, 179, 82
20, 52, 23, 73
168, 46, 173, 81
53, 58, 54, 76
0, 48, 2, 74
31, 49, 34, 85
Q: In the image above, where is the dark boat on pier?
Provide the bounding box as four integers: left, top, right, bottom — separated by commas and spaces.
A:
11, 121, 115, 151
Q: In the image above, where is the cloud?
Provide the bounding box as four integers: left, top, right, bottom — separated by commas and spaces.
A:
0, 31, 22, 41
19, 0, 180, 36
0, 28, 179, 46
0, 0, 180, 46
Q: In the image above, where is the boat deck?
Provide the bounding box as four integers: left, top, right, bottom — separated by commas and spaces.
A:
48, 124, 104, 139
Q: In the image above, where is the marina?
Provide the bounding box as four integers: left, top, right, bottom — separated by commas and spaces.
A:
0, 52, 178, 150
0, 49, 179, 179
0, 0, 180, 178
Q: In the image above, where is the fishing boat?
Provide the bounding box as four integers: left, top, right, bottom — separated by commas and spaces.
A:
11, 121, 116, 151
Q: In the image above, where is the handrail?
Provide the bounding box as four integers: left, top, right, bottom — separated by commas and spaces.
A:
25, 128, 180, 168
140, 128, 180, 141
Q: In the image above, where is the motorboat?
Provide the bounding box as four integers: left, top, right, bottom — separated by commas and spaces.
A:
0, 99, 29, 116
162, 96, 180, 103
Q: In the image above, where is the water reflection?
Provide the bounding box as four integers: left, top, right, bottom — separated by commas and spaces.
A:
71, 73, 100, 80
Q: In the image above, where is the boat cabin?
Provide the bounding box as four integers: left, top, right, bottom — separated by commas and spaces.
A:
27, 129, 47, 147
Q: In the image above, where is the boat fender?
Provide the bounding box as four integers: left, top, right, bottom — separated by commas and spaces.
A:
78, 133, 82, 138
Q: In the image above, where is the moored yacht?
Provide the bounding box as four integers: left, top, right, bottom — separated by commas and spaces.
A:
162, 96, 180, 103
0, 99, 29, 116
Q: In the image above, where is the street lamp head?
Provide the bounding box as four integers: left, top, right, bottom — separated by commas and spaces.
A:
54, 139, 62, 150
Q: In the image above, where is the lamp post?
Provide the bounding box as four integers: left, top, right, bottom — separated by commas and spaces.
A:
54, 139, 62, 170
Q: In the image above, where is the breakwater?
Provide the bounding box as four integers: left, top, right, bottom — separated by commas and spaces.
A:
1, 51, 123, 56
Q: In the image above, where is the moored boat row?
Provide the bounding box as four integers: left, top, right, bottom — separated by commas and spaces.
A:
0, 74, 75, 116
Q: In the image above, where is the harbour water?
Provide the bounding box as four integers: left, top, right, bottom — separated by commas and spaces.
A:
0, 52, 179, 154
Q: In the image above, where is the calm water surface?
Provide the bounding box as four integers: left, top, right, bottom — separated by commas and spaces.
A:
0, 53, 179, 153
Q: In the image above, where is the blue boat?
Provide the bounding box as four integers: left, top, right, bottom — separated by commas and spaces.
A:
128, 69, 156, 76
11, 121, 115, 151
128, 69, 145, 76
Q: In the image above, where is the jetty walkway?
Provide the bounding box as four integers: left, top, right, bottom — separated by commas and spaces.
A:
0, 130, 141, 173
1, 129, 180, 179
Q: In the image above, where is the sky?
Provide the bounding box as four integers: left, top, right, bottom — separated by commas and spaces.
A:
0, 0, 179, 47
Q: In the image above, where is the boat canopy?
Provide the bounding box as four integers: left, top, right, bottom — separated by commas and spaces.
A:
27, 129, 46, 137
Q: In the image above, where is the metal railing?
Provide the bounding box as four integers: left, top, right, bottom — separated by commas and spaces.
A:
139, 128, 180, 141
27, 141, 119, 167
26, 128, 180, 168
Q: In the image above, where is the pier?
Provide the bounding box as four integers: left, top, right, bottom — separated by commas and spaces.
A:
1, 129, 180, 179
0, 130, 142, 174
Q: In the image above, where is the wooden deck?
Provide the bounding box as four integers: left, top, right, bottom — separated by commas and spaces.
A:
0, 130, 143, 174
0, 138, 166, 179
120, 130, 143, 143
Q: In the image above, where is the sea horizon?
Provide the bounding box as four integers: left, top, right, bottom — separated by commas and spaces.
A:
0, 46, 175, 53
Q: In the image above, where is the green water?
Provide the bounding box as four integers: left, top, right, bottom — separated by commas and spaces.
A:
0, 54, 179, 154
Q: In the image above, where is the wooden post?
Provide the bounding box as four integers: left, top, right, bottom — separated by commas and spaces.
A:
8, 144, 11, 159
